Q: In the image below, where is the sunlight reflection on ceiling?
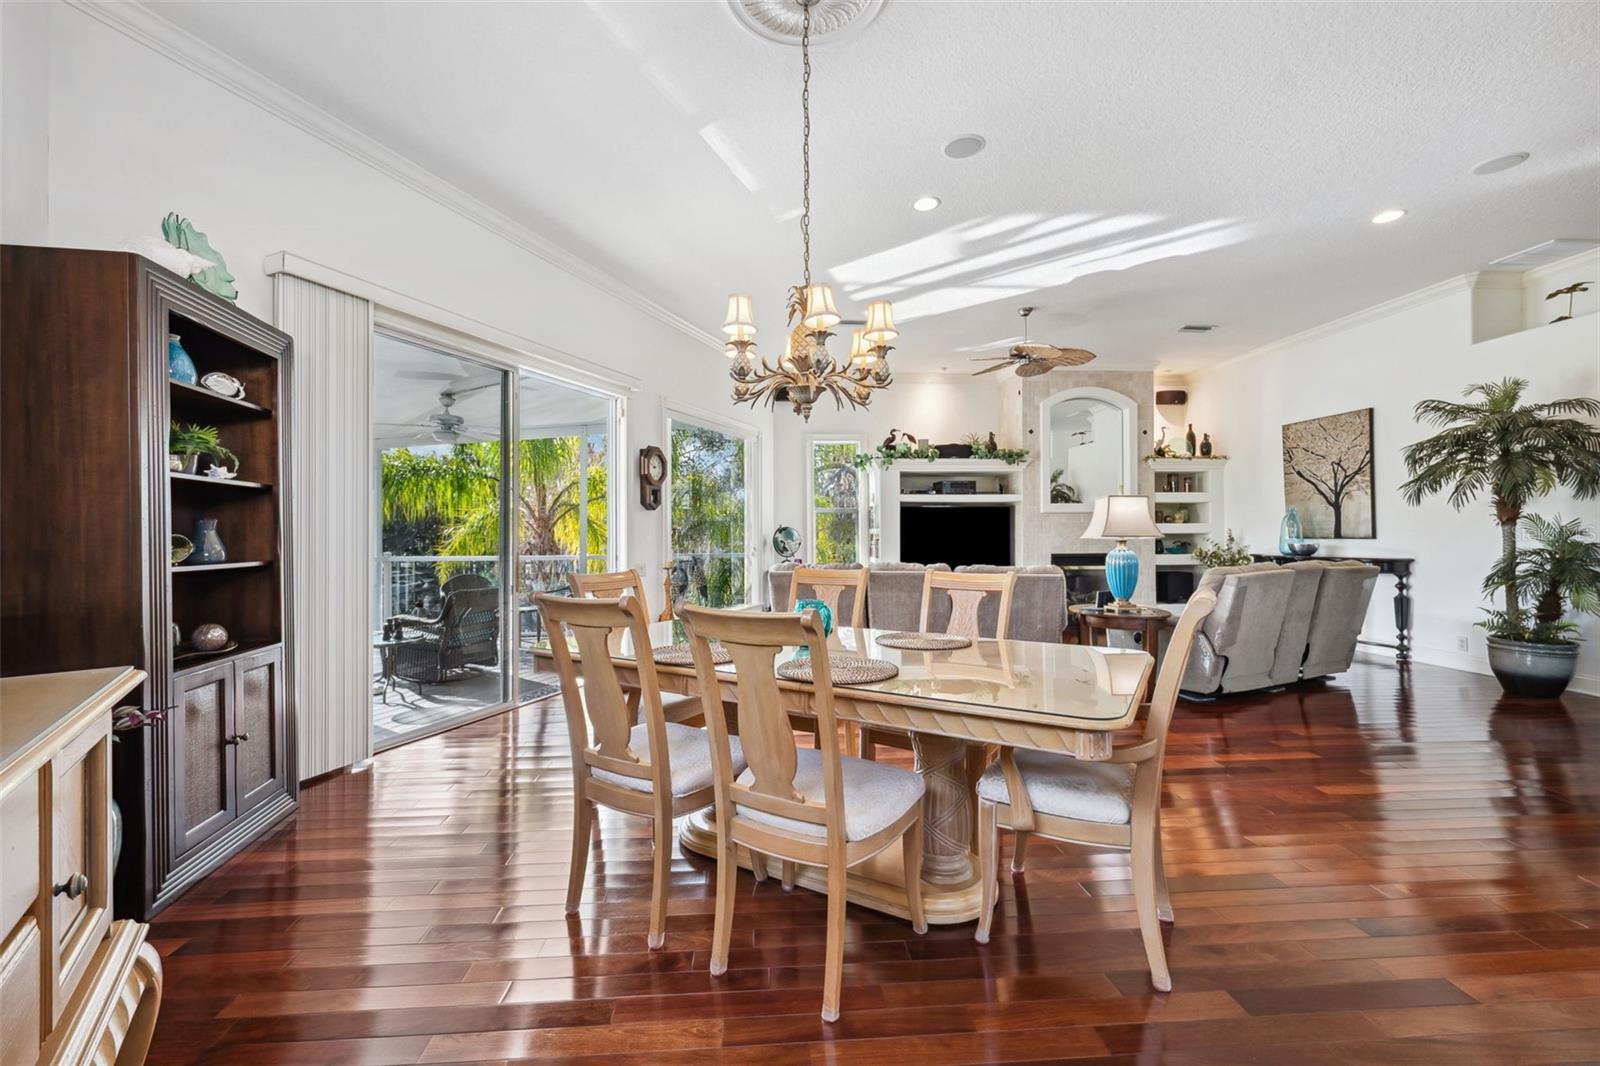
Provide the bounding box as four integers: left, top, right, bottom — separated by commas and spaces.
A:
831, 213, 1252, 321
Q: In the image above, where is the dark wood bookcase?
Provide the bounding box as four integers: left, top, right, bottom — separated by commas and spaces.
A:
1, 245, 297, 919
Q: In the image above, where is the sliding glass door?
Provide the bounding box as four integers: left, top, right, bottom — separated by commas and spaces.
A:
372, 332, 617, 750
668, 415, 753, 608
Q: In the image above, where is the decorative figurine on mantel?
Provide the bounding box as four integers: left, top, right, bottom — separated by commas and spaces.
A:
1200, 433, 1214, 457
1185, 423, 1198, 457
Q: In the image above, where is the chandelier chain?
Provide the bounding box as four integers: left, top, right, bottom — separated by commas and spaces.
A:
800, 0, 811, 287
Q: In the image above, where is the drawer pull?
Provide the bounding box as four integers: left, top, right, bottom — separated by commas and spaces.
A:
52, 873, 89, 900
225, 733, 250, 745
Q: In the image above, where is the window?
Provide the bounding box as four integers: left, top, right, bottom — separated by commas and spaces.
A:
810, 440, 863, 565
668, 416, 752, 608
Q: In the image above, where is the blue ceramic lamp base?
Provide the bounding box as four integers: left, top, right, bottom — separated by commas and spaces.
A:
1104, 541, 1140, 611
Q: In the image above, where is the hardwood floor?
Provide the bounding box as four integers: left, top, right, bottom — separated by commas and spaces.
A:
145, 657, 1600, 1064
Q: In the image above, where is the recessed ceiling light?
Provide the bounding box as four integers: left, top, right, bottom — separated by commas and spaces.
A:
943, 134, 986, 159
912, 196, 941, 212
1371, 208, 1407, 225
1471, 151, 1530, 176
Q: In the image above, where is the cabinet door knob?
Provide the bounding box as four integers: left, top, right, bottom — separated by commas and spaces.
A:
52, 873, 89, 899
225, 733, 250, 745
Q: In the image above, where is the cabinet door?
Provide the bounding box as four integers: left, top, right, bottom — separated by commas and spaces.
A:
235, 646, 287, 817
49, 725, 112, 1024
171, 662, 236, 858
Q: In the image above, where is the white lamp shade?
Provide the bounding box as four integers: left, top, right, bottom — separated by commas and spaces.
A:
862, 300, 899, 343
780, 333, 796, 371
800, 283, 841, 330
1083, 495, 1162, 539
722, 293, 756, 340
848, 329, 874, 366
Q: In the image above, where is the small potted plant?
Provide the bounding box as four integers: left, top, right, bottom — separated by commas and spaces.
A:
1192, 530, 1252, 569
169, 422, 239, 477
1478, 514, 1600, 697
1402, 377, 1600, 698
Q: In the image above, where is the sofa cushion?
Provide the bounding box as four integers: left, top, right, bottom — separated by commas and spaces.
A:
1268, 562, 1325, 685
1302, 562, 1380, 677
866, 563, 948, 631
956, 565, 1066, 642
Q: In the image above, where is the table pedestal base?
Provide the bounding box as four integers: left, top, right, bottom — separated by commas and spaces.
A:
679, 811, 983, 925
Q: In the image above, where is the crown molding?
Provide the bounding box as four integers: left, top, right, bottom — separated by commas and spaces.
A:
1202, 272, 1479, 375
63, 0, 723, 354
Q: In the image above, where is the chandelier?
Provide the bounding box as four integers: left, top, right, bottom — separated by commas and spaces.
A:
721, 0, 897, 421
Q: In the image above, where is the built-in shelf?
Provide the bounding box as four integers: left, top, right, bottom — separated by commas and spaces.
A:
172, 638, 280, 676
169, 379, 271, 418
1154, 555, 1204, 567
1158, 522, 1210, 534
170, 472, 271, 491
1153, 492, 1209, 504
899, 493, 1022, 505
172, 561, 272, 574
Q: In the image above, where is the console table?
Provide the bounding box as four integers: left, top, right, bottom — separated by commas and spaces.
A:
1252, 553, 1415, 662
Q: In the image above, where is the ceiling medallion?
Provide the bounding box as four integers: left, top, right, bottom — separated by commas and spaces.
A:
720, 1, 897, 421
726, 0, 885, 45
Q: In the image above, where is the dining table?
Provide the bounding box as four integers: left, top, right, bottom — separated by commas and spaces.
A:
535, 620, 1153, 925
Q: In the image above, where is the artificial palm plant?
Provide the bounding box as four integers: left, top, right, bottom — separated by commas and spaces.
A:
1481, 514, 1600, 642
1400, 378, 1600, 637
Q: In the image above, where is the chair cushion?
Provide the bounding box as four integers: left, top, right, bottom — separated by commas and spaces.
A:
976, 750, 1135, 825
591, 722, 744, 798
735, 748, 924, 842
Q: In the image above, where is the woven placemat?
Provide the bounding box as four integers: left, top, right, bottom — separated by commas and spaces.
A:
652, 642, 731, 666
875, 631, 973, 651
776, 655, 899, 685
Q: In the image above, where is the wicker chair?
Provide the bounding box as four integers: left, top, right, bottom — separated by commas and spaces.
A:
393, 587, 500, 689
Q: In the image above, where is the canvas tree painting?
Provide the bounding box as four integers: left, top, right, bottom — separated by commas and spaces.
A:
1281, 408, 1376, 538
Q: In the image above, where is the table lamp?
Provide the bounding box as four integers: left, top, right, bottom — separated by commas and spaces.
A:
1083, 494, 1162, 612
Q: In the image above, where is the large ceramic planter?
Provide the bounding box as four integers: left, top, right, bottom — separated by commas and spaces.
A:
1486, 635, 1578, 698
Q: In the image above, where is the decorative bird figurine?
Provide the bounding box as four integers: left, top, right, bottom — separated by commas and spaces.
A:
883, 429, 900, 450
1546, 281, 1591, 323
987, 431, 998, 452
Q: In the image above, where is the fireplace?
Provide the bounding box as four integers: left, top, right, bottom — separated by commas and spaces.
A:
1052, 552, 1108, 607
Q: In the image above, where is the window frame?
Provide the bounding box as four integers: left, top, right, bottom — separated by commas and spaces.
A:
805, 435, 868, 566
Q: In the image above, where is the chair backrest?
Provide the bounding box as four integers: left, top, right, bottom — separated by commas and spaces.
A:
919, 569, 1017, 640
538, 592, 673, 798
440, 588, 499, 651
786, 565, 867, 630
1145, 588, 1219, 751
442, 572, 493, 596
1302, 562, 1381, 675
569, 568, 650, 613
679, 605, 844, 843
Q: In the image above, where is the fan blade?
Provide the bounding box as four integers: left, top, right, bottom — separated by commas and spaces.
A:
395, 370, 463, 382
1015, 361, 1053, 378
375, 421, 437, 428
968, 355, 1014, 362
971, 361, 1011, 376
1044, 347, 1097, 367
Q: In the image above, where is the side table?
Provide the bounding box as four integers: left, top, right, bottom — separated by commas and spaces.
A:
1068, 604, 1174, 703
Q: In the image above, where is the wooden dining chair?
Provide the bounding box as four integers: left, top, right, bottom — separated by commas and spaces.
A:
539, 592, 746, 950
679, 604, 928, 1023
785, 565, 868, 629
785, 566, 868, 750
569, 569, 701, 723
861, 569, 1018, 760
973, 587, 1219, 994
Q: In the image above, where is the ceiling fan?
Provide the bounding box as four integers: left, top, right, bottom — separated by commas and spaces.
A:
376, 389, 480, 444
969, 307, 1096, 377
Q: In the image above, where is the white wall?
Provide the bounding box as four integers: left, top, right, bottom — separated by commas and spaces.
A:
1187, 252, 1600, 692
770, 374, 1003, 559
1, 1, 775, 620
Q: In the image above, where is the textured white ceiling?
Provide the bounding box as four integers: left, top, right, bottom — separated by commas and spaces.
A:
154, 1, 1600, 374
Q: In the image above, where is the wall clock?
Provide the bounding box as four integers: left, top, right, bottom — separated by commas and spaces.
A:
638, 445, 666, 510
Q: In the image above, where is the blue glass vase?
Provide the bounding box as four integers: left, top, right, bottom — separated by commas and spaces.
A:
168, 333, 198, 384
793, 597, 832, 658
1278, 507, 1303, 556
192, 518, 226, 564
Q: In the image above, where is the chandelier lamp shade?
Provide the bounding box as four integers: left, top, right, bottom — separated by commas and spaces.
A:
720, 0, 898, 421
1083, 494, 1162, 611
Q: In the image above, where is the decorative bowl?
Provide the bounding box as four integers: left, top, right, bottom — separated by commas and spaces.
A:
201, 371, 245, 399
1288, 543, 1320, 557
171, 534, 193, 564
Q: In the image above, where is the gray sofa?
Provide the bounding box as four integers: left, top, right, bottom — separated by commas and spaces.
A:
1182, 559, 1380, 696
767, 561, 1067, 642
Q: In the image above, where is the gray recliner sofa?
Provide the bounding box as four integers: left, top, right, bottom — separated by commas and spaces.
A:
1184, 559, 1381, 696
766, 561, 1066, 642
1181, 563, 1298, 695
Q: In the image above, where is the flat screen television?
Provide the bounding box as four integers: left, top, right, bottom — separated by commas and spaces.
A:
900, 504, 1013, 567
